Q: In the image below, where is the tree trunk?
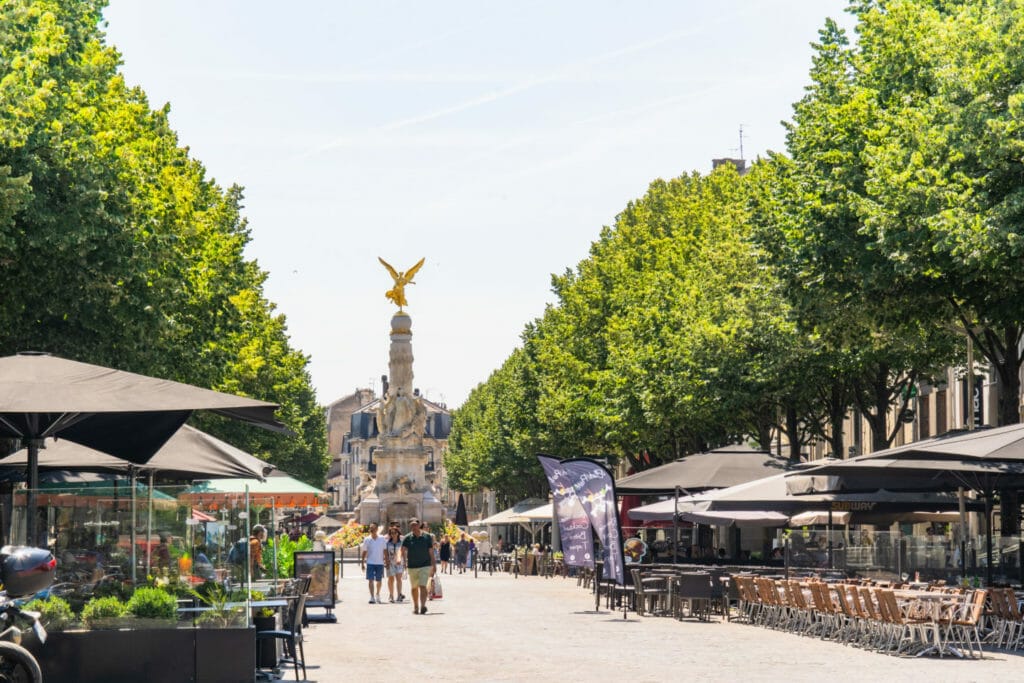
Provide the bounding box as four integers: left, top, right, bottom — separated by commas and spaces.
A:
786, 405, 802, 464
827, 381, 846, 459
853, 364, 892, 454
990, 325, 1023, 426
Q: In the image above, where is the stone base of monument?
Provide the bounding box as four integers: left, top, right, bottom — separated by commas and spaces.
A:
355, 490, 443, 526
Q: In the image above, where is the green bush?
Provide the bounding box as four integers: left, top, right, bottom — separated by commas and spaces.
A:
81, 596, 127, 628
126, 587, 177, 620
24, 596, 74, 632
272, 533, 312, 578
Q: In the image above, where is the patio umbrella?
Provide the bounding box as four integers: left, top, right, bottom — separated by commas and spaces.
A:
790, 455, 1024, 585
0, 424, 275, 481
615, 443, 790, 495
0, 424, 275, 577
0, 352, 285, 546
629, 471, 977, 519
454, 493, 469, 527
678, 509, 790, 527
179, 471, 328, 508
312, 515, 344, 529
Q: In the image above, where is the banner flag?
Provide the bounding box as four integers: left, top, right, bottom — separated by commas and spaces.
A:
552, 456, 627, 585
537, 455, 595, 568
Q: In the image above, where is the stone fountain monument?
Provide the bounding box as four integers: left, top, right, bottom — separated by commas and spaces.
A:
355, 257, 443, 526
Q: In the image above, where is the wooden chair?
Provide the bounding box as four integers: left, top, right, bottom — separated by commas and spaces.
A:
943, 589, 987, 658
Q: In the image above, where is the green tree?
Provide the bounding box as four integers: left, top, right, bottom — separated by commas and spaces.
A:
856, 0, 1024, 425
0, 1, 327, 479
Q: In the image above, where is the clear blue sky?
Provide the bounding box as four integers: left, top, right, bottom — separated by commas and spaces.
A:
102, 1, 854, 409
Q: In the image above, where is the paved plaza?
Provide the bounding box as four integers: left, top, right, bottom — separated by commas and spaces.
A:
288, 567, 1024, 682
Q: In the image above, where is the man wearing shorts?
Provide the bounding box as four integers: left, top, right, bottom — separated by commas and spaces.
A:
401, 518, 436, 614
360, 523, 388, 603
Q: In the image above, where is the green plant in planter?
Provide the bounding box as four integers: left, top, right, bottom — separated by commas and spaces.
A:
126, 587, 177, 621
188, 583, 244, 628
272, 533, 312, 577
24, 596, 75, 632
81, 596, 128, 629
248, 590, 275, 619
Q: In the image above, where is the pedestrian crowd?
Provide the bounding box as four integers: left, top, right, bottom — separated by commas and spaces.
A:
359, 520, 486, 614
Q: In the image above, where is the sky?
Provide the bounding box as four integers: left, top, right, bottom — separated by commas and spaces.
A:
101, 1, 855, 410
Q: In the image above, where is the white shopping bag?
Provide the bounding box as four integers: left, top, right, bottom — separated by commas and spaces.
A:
430, 573, 444, 599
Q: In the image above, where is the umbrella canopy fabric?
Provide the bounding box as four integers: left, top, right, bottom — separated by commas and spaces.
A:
470, 498, 548, 526
615, 444, 790, 495
0, 352, 286, 545
788, 510, 851, 526
678, 510, 790, 527
180, 471, 327, 508
0, 353, 286, 461
852, 423, 1024, 462
454, 493, 469, 527
14, 473, 177, 510
629, 470, 975, 521
312, 515, 344, 529
788, 457, 1024, 495
0, 425, 274, 481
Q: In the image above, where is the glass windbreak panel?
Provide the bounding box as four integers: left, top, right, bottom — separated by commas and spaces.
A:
8, 483, 323, 630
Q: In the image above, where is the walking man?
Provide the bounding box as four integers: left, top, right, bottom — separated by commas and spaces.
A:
401, 518, 436, 614
360, 523, 388, 603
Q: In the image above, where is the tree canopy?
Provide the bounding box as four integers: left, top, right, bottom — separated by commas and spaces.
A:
0, 0, 327, 484
450, 0, 1024, 502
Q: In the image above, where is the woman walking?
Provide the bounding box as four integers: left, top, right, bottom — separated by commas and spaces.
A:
439, 535, 452, 574
385, 523, 405, 603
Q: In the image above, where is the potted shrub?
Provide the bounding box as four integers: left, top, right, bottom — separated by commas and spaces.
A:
189, 583, 245, 629
80, 596, 129, 630
126, 587, 178, 629
24, 596, 75, 632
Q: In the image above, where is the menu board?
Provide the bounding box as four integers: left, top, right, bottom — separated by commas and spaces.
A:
293, 551, 336, 608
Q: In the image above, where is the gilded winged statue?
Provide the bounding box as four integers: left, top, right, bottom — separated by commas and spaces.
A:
378, 257, 425, 311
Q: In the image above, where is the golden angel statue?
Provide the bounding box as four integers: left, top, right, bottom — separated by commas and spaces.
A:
378, 257, 425, 311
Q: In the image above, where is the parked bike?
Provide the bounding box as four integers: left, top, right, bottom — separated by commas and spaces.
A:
0, 546, 57, 683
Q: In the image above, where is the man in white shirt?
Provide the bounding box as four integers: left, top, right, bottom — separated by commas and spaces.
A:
360, 523, 389, 603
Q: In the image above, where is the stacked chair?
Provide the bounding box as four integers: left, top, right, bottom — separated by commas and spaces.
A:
729, 574, 995, 658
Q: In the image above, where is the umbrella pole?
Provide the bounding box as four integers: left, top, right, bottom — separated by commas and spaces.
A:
985, 491, 993, 587
827, 509, 833, 569
146, 471, 154, 577
25, 438, 41, 547
673, 503, 678, 564
958, 487, 968, 582
130, 466, 137, 585
271, 497, 278, 585
245, 485, 251, 613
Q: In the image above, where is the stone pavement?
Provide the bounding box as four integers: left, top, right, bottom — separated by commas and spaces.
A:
284, 567, 1024, 683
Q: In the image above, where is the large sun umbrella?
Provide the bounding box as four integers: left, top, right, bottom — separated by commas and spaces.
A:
0, 424, 275, 481
179, 471, 328, 508
790, 454, 1024, 585
629, 471, 977, 519
615, 444, 790, 495
0, 352, 285, 546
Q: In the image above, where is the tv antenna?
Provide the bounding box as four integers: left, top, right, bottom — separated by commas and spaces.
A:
738, 124, 746, 160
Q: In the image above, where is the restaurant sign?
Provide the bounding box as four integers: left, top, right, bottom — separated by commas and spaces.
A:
830, 501, 877, 511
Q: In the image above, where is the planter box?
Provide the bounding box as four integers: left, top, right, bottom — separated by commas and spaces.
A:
28, 627, 256, 683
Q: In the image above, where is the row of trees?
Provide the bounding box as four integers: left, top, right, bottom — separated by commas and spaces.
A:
0, 1, 328, 484
447, 0, 1024, 505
